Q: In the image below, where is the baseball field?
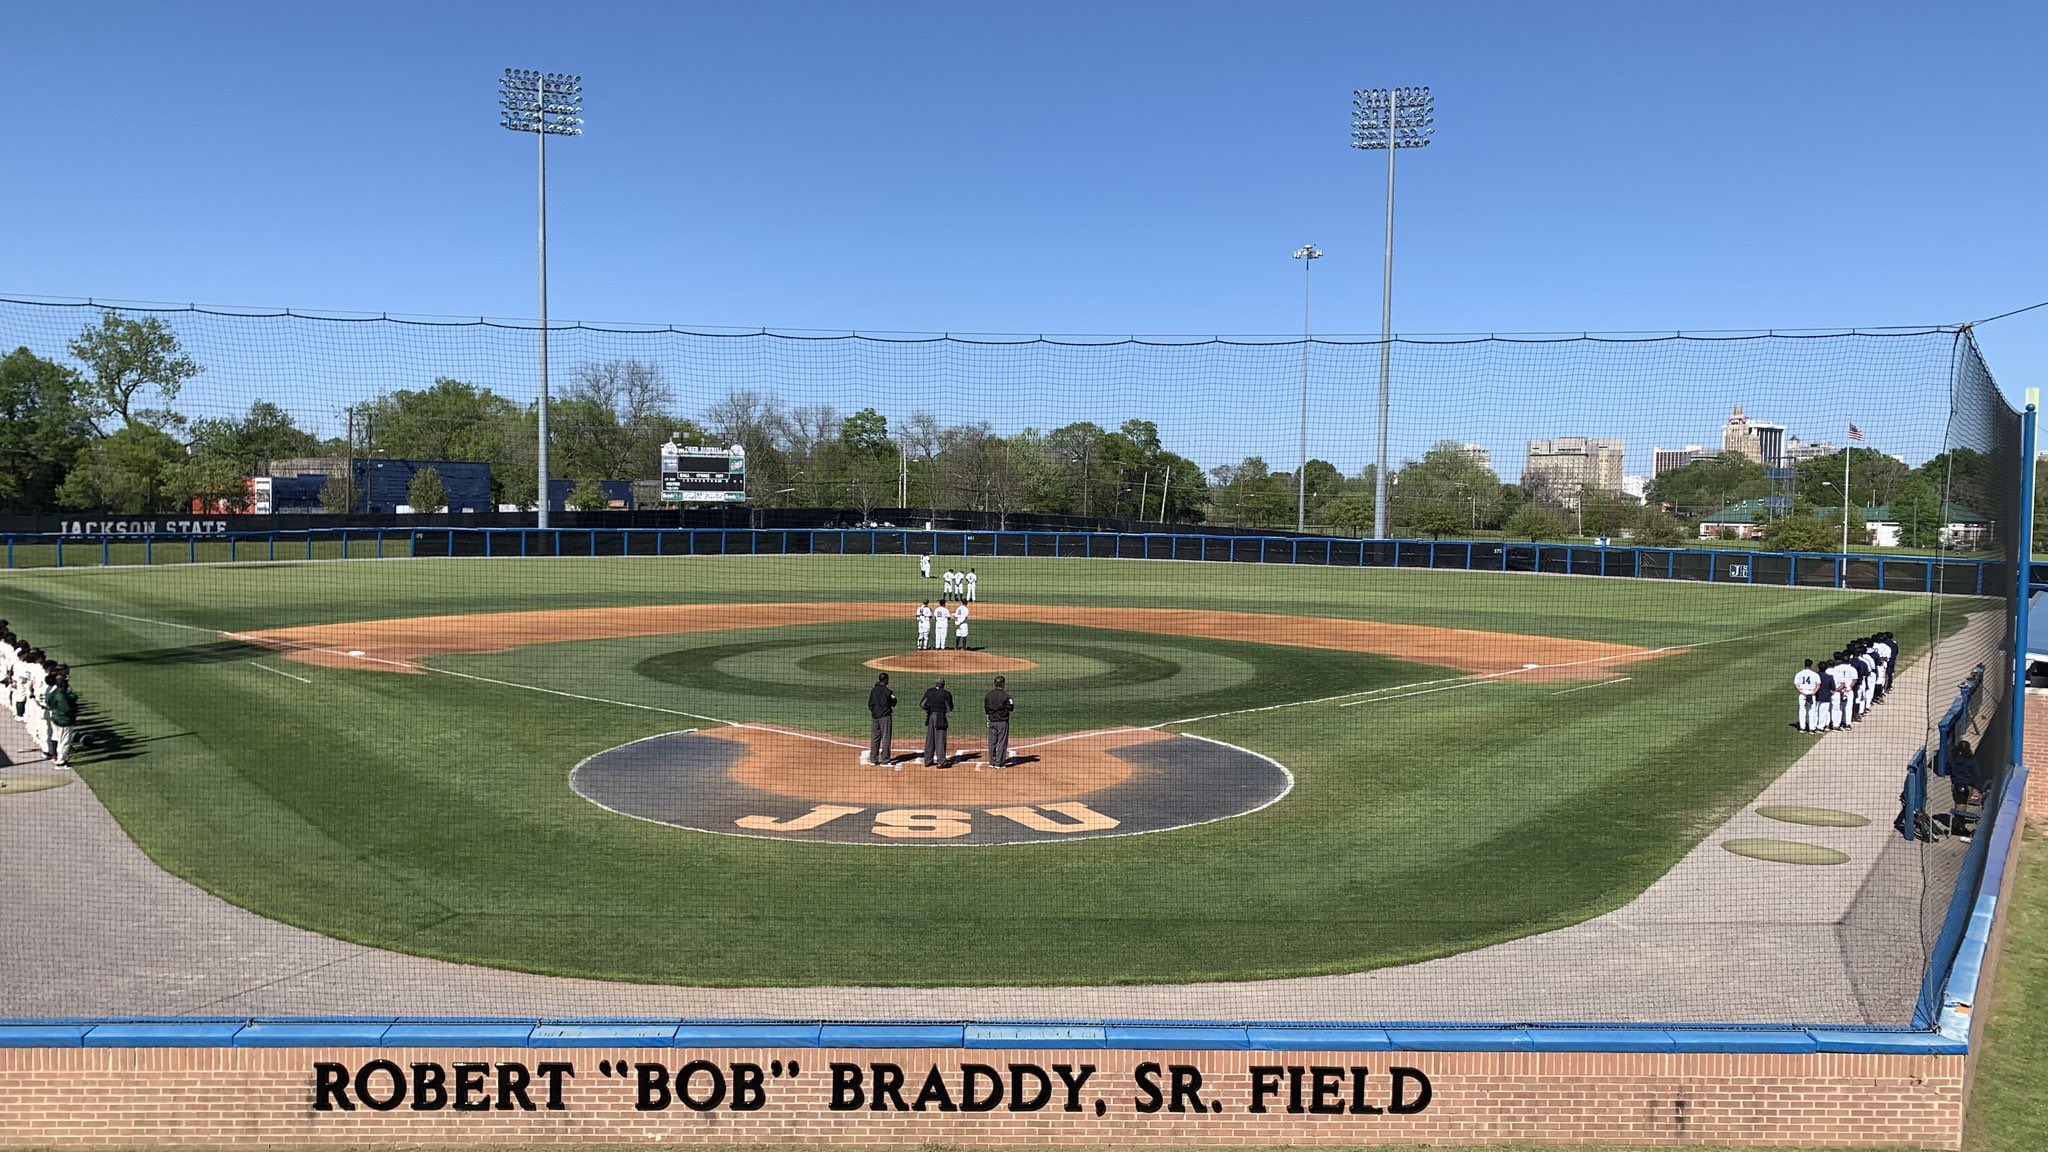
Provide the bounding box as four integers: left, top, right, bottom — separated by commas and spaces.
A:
0, 553, 1952, 989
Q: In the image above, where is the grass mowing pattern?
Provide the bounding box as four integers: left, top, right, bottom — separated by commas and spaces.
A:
0, 556, 1941, 987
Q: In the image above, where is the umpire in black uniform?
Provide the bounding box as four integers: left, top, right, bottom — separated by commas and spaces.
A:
865, 672, 896, 767
982, 676, 1014, 770
921, 677, 955, 767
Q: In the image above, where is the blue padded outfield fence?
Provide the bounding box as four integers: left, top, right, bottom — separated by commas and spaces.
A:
0, 525, 2019, 596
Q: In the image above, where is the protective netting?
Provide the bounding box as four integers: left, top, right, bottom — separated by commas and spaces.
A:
0, 297, 2023, 1027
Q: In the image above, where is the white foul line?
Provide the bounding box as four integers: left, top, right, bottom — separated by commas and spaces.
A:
248, 662, 312, 684
1551, 676, 1632, 696
1338, 680, 1496, 707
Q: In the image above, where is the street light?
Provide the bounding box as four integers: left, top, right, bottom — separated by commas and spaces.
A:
500, 68, 584, 529
1292, 244, 1322, 532
1352, 85, 1434, 540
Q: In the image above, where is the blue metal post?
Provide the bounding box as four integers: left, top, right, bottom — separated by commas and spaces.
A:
268, 535, 276, 561
103, 538, 110, 566
145, 537, 152, 565
7, 538, 13, 568
55, 538, 62, 567
2012, 403, 2037, 765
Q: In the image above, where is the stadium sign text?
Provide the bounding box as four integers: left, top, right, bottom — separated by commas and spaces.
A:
310, 1057, 1434, 1118
59, 519, 230, 537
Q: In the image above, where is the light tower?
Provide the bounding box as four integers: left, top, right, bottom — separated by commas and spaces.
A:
1292, 244, 1322, 533
499, 68, 584, 528
1351, 85, 1434, 540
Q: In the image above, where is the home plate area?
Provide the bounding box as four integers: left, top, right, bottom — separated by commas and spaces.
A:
570, 724, 1292, 845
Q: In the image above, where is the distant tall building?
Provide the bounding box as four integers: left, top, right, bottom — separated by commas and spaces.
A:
1723, 404, 1787, 467
1523, 437, 1627, 504
1652, 445, 1711, 476
1456, 442, 1493, 474
1784, 436, 1838, 464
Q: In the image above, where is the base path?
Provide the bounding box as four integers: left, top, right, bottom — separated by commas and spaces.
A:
242, 602, 1660, 678
0, 615, 1985, 1024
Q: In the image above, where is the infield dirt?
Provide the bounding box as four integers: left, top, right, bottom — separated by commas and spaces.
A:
241, 602, 1664, 677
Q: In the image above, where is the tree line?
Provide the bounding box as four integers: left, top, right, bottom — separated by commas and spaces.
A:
0, 315, 2020, 548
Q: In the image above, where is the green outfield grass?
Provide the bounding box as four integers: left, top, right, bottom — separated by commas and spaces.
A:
0, 556, 1951, 986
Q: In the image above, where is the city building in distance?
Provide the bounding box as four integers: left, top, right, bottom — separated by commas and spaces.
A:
1652, 444, 1712, 476
1524, 437, 1627, 506
1723, 405, 1786, 467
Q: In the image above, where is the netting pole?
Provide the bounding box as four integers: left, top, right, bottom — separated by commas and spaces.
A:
2012, 403, 2037, 765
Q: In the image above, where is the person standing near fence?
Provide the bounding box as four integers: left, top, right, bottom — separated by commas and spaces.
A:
921, 678, 954, 767
981, 676, 1014, 770
864, 672, 896, 769
919, 554, 931, 581
1795, 659, 1823, 732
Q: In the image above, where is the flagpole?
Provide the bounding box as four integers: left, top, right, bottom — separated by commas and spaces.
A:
1842, 431, 1852, 553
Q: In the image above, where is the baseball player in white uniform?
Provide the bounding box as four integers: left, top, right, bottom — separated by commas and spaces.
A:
932, 599, 951, 650
1795, 660, 1823, 732
965, 568, 978, 602
23, 657, 48, 749
953, 601, 970, 649
1830, 655, 1857, 730
919, 554, 931, 580
915, 600, 933, 650
947, 569, 962, 598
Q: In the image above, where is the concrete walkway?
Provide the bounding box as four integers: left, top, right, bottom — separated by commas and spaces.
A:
0, 615, 1993, 1024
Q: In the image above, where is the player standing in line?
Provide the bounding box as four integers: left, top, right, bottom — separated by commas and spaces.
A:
45, 672, 77, 769
953, 600, 970, 650
863, 672, 896, 768
981, 675, 1014, 770
1855, 644, 1877, 717
916, 600, 933, 650
920, 677, 954, 767
22, 651, 48, 752
965, 568, 978, 602
932, 598, 951, 651
1873, 633, 1894, 703
920, 554, 932, 580
1795, 659, 1823, 732
946, 567, 961, 598
1830, 652, 1857, 730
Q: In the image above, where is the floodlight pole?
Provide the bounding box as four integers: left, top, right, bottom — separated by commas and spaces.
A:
501, 69, 584, 529
1353, 86, 1434, 540
1293, 244, 1322, 533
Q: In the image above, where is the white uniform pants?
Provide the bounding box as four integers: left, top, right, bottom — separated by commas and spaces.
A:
1798, 694, 1817, 730
917, 625, 930, 650
50, 724, 73, 764
934, 618, 950, 648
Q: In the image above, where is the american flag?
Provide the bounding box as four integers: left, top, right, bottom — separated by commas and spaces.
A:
1847, 423, 1865, 442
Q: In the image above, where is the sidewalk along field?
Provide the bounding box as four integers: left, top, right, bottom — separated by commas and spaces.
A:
0, 556, 1949, 987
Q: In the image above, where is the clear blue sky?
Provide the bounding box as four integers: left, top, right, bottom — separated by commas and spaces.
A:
6, 1, 2046, 473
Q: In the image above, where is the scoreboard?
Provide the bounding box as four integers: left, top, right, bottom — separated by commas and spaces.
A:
659, 442, 748, 503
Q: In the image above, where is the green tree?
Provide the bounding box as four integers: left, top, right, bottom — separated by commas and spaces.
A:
1504, 504, 1569, 541
1816, 506, 1870, 547
1647, 452, 1767, 517
1578, 487, 1635, 536
1402, 497, 1467, 539
1796, 447, 1911, 510
566, 478, 610, 511
186, 400, 318, 476
67, 313, 200, 431
54, 425, 191, 513
1913, 448, 1994, 522
318, 470, 358, 514
406, 467, 448, 514
0, 347, 94, 513
1715, 525, 1739, 541
839, 408, 891, 457
1764, 513, 1838, 553
1322, 493, 1375, 534
1885, 479, 1945, 549
1631, 506, 1686, 546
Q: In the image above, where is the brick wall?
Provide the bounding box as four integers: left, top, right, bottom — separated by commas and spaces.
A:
0, 1046, 1967, 1148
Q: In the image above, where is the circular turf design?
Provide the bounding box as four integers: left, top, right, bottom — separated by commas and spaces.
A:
0, 774, 73, 795
571, 726, 1293, 845
1721, 838, 1851, 865
1756, 804, 1871, 828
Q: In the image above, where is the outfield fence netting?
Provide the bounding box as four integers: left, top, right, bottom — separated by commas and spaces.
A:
0, 296, 2025, 1028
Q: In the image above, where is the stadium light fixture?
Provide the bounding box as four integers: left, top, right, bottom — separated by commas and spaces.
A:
1352, 85, 1434, 540
499, 69, 585, 529
1292, 244, 1323, 533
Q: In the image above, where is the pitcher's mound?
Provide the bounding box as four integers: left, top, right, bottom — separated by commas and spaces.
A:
865, 651, 1039, 673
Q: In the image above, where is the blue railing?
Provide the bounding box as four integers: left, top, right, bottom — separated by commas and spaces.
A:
0, 526, 2010, 595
